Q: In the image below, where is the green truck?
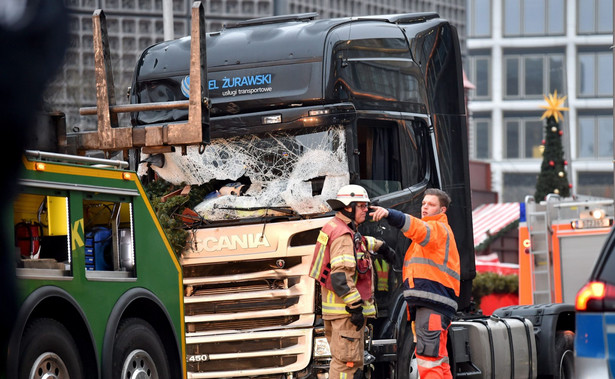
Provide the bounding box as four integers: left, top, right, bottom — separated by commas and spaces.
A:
5, 151, 185, 378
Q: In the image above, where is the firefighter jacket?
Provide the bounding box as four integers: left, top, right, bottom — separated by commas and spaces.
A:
388, 209, 460, 318
309, 213, 376, 320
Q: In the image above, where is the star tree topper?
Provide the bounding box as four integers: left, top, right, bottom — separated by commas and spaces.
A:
540, 90, 569, 122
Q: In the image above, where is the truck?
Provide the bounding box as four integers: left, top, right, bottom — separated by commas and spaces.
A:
12, 2, 578, 378
4, 151, 186, 378
507, 193, 614, 379
518, 194, 614, 306
124, 4, 477, 378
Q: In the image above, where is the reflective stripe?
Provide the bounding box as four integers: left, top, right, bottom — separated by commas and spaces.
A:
322, 288, 347, 314
310, 243, 326, 278
322, 302, 349, 314
403, 289, 458, 310
419, 220, 431, 247
364, 236, 377, 252
417, 356, 449, 368
363, 302, 377, 316
323, 287, 376, 316
374, 260, 389, 291
331, 254, 356, 267
405, 223, 460, 281
406, 257, 460, 281
323, 300, 377, 316
401, 214, 412, 232
340, 372, 347, 379
375, 260, 389, 272
439, 222, 450, 265
342, 290, 361, 304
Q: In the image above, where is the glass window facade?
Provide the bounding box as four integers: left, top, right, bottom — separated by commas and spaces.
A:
503, 173, 538, 202
471, 116, 491, 159
578, 51, 613, 97
577, 172, 614, 198
468, 0, 491, 37
549, 56, 564, 94
504, 116, 545, 159
504, 53, 565, 99
468, 55, 490, 99
504, 0, 565, 36
578, 114, 613, 158
468, 0, 613, 203
578, 0, 613, 34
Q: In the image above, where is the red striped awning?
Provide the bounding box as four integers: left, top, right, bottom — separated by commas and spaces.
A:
472, 202, 520, 247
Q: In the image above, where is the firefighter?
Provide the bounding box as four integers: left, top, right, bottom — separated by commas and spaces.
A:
309, 184, 395, 379
370, 188, 460, 379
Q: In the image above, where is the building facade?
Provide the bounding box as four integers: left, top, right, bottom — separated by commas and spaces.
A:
48, 0, 465, 132
465, 0, 614, 202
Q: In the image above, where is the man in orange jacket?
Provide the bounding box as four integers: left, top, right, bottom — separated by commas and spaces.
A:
370, 188, 460, 379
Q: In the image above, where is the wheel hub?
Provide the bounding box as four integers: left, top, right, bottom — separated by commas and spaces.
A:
121, 349, 159, 379
29, 352, 68, 379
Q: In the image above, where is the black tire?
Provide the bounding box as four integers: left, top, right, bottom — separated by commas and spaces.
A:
554, 330, 574, 379
19, 318, 84, 379
112, 318, 170, 379
396, 327, 419, 379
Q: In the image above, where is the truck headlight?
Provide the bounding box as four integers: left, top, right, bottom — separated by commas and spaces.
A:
313, 336, 331, 357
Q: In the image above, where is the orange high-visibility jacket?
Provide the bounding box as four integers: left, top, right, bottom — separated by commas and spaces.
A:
401, 212, 460, 316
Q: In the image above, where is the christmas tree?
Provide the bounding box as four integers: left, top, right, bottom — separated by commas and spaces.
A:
534, 91, 571, 200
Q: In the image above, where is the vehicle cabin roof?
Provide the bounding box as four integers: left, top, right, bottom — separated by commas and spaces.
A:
136, 12, 441, 79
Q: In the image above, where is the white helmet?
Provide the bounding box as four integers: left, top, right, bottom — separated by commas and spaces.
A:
327, 184, 370, 210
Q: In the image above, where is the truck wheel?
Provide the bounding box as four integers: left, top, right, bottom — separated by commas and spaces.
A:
112, 318, 170, 379
554, 330, 574, 379
396, 329, 419, 379
18, 318, 84, 379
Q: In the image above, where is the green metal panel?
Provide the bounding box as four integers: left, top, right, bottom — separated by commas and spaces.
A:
12, 156, 184, 375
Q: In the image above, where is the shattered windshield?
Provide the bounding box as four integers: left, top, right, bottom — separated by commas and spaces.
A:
141, 125, 349, 220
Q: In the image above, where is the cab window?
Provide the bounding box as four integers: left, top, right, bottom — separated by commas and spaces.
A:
357, 119, 402, 197
356, 118, 427, 199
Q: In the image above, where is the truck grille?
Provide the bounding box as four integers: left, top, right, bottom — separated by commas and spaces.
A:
186, 316, 300, 333
185, 295, 300, 315
181, 219, 328, 378
187, 336, 299, 372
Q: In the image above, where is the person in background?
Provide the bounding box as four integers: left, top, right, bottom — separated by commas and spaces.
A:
309, 184, 396, 379
370, 188, 460, 379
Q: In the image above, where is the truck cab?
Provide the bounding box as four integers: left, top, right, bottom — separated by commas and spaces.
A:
127, 10, 474, 379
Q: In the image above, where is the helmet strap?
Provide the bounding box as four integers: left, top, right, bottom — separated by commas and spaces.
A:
341, 204, 357, 229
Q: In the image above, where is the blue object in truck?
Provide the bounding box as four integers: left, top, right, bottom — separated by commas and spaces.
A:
85, 227, 112, 270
